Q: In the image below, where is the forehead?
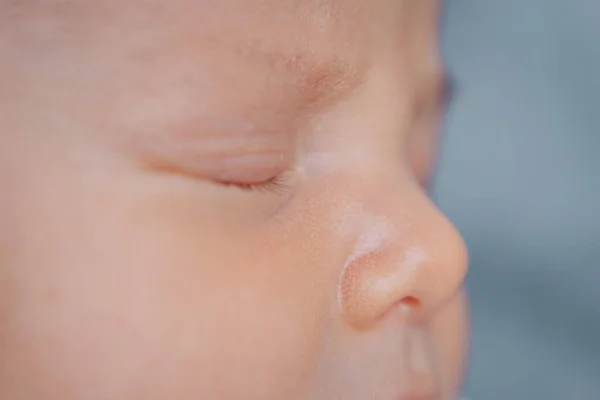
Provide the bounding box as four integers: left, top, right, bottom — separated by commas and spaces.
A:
3, 0, 442, 129
6, 0, 440, 69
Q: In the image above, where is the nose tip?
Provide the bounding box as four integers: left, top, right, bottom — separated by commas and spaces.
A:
338, 200, 469, 330
414, 215, 469, 318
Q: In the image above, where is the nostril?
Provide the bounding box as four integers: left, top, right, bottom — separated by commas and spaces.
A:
400, 296, 421, 309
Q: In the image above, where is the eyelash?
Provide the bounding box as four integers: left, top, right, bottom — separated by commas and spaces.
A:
221, 175, 290, 194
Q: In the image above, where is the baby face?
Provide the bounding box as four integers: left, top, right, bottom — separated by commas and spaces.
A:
0, 0, 468, 399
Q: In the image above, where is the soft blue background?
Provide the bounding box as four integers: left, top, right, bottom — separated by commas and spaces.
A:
436, 0, 600, 399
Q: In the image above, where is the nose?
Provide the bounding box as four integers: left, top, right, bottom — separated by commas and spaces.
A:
338, 179, 468, 330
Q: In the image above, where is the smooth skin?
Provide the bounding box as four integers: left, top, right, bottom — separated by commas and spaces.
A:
0, 0, 469, 399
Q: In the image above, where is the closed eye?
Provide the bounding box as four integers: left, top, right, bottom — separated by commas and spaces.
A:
441, 73, 459, 114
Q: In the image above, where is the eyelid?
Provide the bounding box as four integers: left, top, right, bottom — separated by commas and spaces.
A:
122, 127, 295, 182
208, 151, 292, 184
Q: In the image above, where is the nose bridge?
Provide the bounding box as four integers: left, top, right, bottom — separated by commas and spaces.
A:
337, 177, 468, 330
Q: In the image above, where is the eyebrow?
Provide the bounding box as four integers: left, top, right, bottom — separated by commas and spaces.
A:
237, 44, 367, 113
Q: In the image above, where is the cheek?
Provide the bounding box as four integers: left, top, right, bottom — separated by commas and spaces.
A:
0, 174, 331, 399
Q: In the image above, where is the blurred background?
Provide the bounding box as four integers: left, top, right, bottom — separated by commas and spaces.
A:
435, 0, 600, 399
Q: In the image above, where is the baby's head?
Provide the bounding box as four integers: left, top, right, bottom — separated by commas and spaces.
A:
0, 0, 469, 398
